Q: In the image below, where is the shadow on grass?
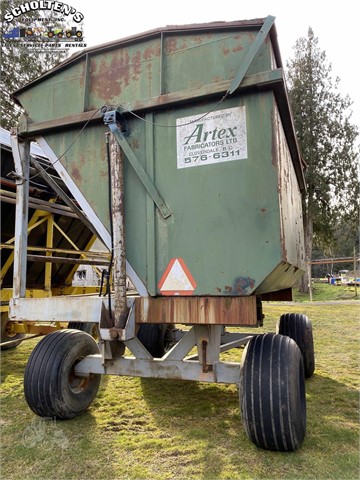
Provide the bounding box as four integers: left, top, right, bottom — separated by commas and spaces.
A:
305, 373, 359, 442
140, 376, 241, 478
139, 371, 359, 479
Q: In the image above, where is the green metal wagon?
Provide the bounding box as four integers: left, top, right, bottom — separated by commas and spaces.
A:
9, 16, 314, 451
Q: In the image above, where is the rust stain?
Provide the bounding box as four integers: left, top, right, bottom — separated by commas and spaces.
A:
146, 62, 153, 84
90, 47, 147, 101
71, 166, 82, 183
193, 35, 204, 45
232, 44, 243, 53
212, 75, 224, 84
165, 37, 177, 54
280, 231, 287, 260
260, 208, 267, 214
271, 109, 279, 168
131, 50, 142, 80
143, 44, 161, 60
90, 71, 122, 101
223, 46, 230, 56
130, 139, 140, 150
234, 277, 255, 295
90, 56, 107, 75
135, 296, 258, 326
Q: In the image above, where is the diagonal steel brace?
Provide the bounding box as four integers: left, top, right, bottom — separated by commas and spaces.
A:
103, 110, 172, 219
227, 15, 276, 95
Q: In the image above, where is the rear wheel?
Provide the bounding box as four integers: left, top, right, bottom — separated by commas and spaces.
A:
276, 313, 315, 378
24, 329, 101, 419
137, 324, 171, 357
1, 312, 25, 350
240, 333, 306, 451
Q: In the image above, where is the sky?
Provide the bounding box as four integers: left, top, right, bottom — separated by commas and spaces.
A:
67, 0, 360, 131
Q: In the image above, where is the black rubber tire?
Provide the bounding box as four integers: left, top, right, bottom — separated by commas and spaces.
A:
240, 333, 306, 451
68, 322, 98, 340
137, 324, 169, 357
24, 329, 101, 419
1, 313, 25, 350
276, 313, 315, 378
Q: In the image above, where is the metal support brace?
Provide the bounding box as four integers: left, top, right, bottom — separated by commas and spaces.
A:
227, 15, 276, 95
10, 132, 30, 298
103, 109, 172, 219
75, 354, 241, 384
44, 215, 53, 292
108, 132, 128, 331
194, 325, 222, 373
30, 157, 97, 235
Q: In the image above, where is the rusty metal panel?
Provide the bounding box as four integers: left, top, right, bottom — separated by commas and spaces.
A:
15, 62, 86, 123
135, 296, 258, 326
274, 105, 305, 267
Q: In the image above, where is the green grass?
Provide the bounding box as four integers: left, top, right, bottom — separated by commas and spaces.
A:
293, 282, 359, 302
1, 304, 359, 479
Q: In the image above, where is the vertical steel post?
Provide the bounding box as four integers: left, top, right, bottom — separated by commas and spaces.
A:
109, 133, 128, 328
354, 247, 358, 297
44, 214, 54, 293
308, 263, 313, 302
10, 132, 30, 298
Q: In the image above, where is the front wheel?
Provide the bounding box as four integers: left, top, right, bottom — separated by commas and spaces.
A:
24, 329, 101, 419
240, 333, 306, 451
68, 322, 99, 341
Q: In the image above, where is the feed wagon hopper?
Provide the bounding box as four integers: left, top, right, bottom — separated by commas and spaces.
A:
9, 16, 314, 451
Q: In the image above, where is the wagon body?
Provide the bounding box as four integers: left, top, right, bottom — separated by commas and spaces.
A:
12, 17, 305, 300
8, 17, 313, 452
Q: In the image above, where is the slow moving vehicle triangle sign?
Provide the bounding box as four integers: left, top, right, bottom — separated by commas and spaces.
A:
158, 258, 197, 295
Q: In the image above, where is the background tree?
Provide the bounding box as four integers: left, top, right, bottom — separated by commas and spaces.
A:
1, 0, 69, 129
286, 27, 359, 292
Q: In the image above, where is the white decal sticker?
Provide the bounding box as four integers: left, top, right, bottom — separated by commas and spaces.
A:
176, 106, 247, 169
